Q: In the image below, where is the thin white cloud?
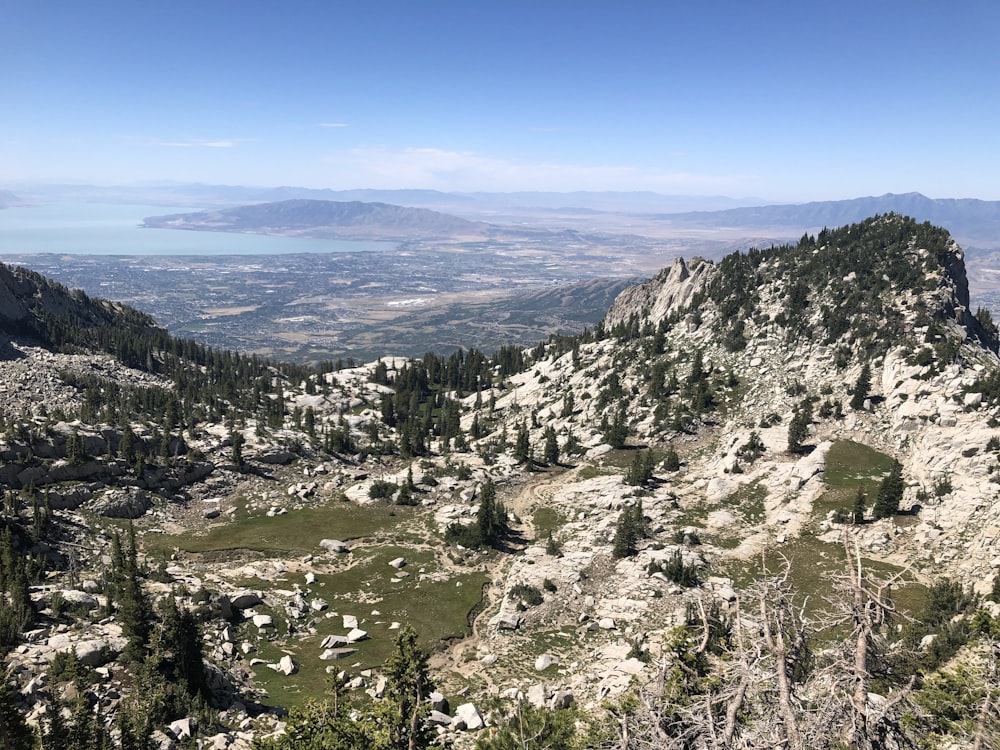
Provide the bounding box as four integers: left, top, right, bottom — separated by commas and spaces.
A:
319, 122, 349, 128
323, 146, 748, 193
157, 139, 237, 148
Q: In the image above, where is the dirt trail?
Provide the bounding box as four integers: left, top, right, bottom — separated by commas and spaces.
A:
507, 467, 576, 531
429, 467, 577, 683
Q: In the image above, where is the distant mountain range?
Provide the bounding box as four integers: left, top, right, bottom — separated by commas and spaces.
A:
653, 192, 1000, 245
6, 182, 761, 214
0, 190, 24, 209
143, 199, 492, 240
7, 183, 1000, 248
140, 192, 1000, 249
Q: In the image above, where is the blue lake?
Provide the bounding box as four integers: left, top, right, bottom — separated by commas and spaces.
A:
0, 203, 396, 255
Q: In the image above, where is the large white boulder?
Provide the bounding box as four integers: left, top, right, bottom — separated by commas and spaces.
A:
346, 628, 369, 643
252, 614, 274, 629
453, 702, 484, 731
534, 654, 556, 671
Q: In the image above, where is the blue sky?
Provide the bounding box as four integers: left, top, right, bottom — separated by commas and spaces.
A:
2, 1, 998, 201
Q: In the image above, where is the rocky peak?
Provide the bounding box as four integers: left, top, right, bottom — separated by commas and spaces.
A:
603, 213, 995, 359
602, 256, 712, 329
505, 213, 1000, 589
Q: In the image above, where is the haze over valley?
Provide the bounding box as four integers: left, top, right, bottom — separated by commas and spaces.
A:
5, 188, 1000, 363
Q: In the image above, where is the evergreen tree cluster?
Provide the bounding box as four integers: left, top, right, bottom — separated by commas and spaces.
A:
612, 501, 647, 558
375, 350, 493, 457
0, 522, 35, 654
692, 214, 960, 359
445, 478, 509, 550
624, 449, 656, 486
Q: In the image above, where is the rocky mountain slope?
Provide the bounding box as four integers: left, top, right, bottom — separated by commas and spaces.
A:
597, 216, 1000, 577
2, 213, 1000, 748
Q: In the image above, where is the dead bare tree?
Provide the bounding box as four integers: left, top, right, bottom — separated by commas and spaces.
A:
972, 637, 999, 750
606, 543, 940, 749
803, 532, 917, 749
749, 556, 810, 750
601, 596, 724, 750
615, 559, 812, 750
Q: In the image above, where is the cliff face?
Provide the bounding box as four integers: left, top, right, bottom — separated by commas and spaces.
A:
602, 256, 713, 329
0, 262, 38, 323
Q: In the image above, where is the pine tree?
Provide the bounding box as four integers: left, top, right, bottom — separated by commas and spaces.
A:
543, 426, 559, 465
41, 693, 71, 750
474, 700, 577, 750
0, 679, 35, 750
117, 694, 155, 750
230, 429, 245, 466
663, 446, 681, 472
119, 425, 136, 463
513, 422, 530, 464
67, 692, 106, 750
66, 429, 85, 466
0, 527, 34, 653
475, 479, 507, 548
561, 391, 574, 418
380, 625, 435, 750
603, 406, 628, 449
850, 362, 872, 410
118, 527, 152, 664
787, 400, 812, 454
158, 597, 205, 697
612, 505, 642, 558
873, 459, 904, 519
853, 487, 866, 524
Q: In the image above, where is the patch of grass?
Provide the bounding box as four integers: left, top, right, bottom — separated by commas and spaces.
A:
602, 448, 649, 470
823, 440, 895, 486
722, 480, 766, 525
248, 546, 486, 711
142, 498, 489, 713
668, 505, 708, 528
532, 506, 566, 539
704, 534, 742, 550
814, 440, 895, 522
502, 625, 578, 676
144, 501, 410, 557
576, 465, 607, 480
721, 535, 926, 627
